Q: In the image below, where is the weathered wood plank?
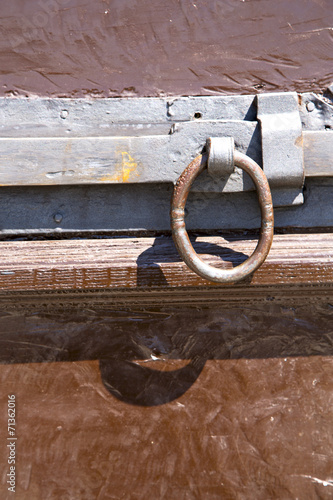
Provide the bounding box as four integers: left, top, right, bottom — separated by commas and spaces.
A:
0, 120, 256, 187
0, 97, 254, 137
0, 136, 167, 185
0, 128, 331, 187
0, 234, 332, 292
303, 130, 333, 177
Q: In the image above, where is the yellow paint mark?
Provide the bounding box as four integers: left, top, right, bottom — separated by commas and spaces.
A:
64, 140, 72, 154
100, 150, 139, 183
120, 152, 138, 181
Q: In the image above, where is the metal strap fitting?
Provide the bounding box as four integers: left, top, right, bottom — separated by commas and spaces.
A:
257, 92, 305, 206
206, 137, 235, 178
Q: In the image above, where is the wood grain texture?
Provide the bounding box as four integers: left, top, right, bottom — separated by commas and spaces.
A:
0, 129, 331, 187
0, 119, 257, 187
0, 234, 332, 293
303, 130, 333, 176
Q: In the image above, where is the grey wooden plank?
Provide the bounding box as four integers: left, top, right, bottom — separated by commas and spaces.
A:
0, 96, 255, 138
0, 121, 258, 188
303, 130, 333, 177
0, 178, 331, 235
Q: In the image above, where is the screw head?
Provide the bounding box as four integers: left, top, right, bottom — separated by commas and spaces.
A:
53, 213, 63, 224
60, 110, 69, 119
306, 101, 315, 112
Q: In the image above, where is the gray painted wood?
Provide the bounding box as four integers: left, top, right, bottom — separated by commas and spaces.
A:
303, 131, 333, 177
0, 94, 332, 234
0, 121, 259, 189
0, 96, 255, 137
0, 95, 331, 190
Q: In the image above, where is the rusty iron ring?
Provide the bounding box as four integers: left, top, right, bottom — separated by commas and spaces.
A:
170, 151, 274, 283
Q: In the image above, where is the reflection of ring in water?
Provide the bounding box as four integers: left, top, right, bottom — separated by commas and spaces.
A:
99, 357, 206, 407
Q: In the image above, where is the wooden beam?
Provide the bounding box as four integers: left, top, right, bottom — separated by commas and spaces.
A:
303, 130, 333, 177
0, 234, 332, 293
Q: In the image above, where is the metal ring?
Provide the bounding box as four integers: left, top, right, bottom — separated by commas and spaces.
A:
170, 151, 274, 283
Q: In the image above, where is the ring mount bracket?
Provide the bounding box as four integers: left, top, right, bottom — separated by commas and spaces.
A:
206, 137, 235, 178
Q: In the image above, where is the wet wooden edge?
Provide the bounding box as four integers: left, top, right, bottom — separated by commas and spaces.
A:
0, 234, 332, 302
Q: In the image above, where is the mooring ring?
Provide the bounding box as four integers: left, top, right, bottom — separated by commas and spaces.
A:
170, 151, 274, 283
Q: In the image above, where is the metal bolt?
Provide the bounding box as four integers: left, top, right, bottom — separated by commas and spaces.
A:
306, 101, 315, 112
60, 110, 69, 119
53, 213, 63, 223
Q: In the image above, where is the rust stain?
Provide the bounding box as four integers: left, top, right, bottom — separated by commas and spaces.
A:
295, 135, 303, 148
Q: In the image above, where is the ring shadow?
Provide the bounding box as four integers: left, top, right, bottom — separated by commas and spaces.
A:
100, 357, 206, 406
136, 235, 251, 287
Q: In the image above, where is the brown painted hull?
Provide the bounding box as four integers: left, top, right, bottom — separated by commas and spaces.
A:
0, 0, 332, 98
0, 302, 333, 499
0, 1, 333, 499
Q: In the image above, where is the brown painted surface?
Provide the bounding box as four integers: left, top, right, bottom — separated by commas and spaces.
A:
0, 1, 333, 498
0, 0, 332, 98
0, 302, 333, 499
